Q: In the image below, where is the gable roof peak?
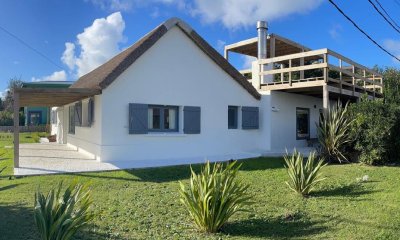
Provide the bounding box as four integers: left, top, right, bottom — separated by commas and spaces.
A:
71, 17, 261, 100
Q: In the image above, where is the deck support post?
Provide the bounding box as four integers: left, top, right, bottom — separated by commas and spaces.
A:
13, 92, 19, 168
323, 84, 329, 114
339, 59, 343, 94
323, 53, 328, 83
352, 65, 355, 95
300, 48, 305, 80
372, 74, 376, 99
224, 48, 229, 61
288, 59, 292, 86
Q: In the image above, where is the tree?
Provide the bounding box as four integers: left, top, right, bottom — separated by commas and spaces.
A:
3, 77, 23, 111
0, 77, 25, 126
374, 66, 400, 105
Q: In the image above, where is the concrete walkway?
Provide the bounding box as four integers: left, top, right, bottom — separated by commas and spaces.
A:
14, 143, 119, 176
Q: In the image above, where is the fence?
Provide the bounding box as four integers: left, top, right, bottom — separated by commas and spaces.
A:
0, 125, 49, 133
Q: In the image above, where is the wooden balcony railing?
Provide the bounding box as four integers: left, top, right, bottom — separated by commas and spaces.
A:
255, 48, 383, 97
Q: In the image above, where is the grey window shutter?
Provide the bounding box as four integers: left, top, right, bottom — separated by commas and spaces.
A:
88, 98, 94, 126
184, 106, 201, 134
242, 106, 259, 129
74, 102, 82, 126
129, 103, 148, 134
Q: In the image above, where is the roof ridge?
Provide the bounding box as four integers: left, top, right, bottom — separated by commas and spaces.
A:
71, 17, 261, 100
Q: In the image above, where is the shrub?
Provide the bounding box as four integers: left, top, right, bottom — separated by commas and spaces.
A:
284, 150, 327, 197
317, 102, 354, 163
348, 99, 400, 165
34, 181, 95, 240
179, 161, 252, 233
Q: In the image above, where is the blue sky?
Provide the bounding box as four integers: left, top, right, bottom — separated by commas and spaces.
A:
0, 0, 399, 94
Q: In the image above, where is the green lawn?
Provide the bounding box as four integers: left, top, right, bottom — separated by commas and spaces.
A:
0, 132, 47, 176
0, 136, 400, 239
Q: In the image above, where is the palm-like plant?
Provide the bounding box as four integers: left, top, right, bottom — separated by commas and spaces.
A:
284, 150, 327, 197
317, 102, 354, 163
179, 161, 252, 233
34, 181, 95, 240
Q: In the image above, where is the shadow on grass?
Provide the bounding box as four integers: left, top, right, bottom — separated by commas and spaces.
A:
0, 183, 24, 192
0, 203, 39, 240
239, 157, 285, 171
75, 225, 127, 240
67, 164, 194, 183
0, 203, 117, 240
222, 215, 327, 238
66, 158, 285, 183
313, 183, 379, 198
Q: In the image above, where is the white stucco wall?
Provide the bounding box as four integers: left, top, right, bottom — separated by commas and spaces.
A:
52, 25, 333, 166
65, 95, 103, 160
51, 107, 67, 144
99, 27, 264, 163
267, 91, 324, 151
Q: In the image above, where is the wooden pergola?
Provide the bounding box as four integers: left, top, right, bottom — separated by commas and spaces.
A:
13, 88, 101, 168
224, 33, 312, 61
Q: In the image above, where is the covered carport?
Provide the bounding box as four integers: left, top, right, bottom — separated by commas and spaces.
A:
13, 88, 101, 170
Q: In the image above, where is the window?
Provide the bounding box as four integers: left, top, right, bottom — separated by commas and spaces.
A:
88, 97, 94, 126
28, 111, 42, 126
75, 102, 82, 127
69, 106, 75, 134
296, 108, 309, 139
228, 106, 238, 129
319, 109, 324, 127
242, 106, 259, 129
148, 105, 178, 132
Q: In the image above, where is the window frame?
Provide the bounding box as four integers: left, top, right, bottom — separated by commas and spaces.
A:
68, 105, 75, 134
296, 107, 310, 140
228, 106, 238, 129
27, 111, 42, 126
74, 101, 82, 127
148, 105, 179, 132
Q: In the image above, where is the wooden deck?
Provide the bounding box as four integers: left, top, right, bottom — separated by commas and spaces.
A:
254, 48, 383, 99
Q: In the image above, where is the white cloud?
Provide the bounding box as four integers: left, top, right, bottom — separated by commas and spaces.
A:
329, 24, 342, 40
86, 0, 134, 11
242, 55, 256, 69
383, 39, 400, 63
216, 39, 226, 51
62, 12, 126, 77
31, 70, 67, 82
87, 0, 187, 12
190, 0, 323, 29
88, 0, 321, 29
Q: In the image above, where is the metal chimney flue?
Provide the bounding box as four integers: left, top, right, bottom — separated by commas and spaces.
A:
257, 21, 268, 59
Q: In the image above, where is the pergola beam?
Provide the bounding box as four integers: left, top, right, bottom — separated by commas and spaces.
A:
13, 87, 100, 169
16, 88, 101, 107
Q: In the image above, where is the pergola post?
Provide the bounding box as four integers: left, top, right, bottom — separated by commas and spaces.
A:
13, 92, 19, 168
323, 84, 329, 114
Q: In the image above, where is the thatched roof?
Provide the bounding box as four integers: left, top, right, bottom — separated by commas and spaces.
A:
71, 18, 261, 100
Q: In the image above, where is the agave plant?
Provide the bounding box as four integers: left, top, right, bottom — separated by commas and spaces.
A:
317, 102, 354, 163
284, 150, 327, 197
34, 181, 95, 240
179, 161, 252, 233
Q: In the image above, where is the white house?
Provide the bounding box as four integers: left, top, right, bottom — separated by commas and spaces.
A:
15, 18, 383, 168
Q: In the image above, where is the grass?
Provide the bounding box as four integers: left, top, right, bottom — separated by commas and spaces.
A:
0, 135, 400, 239
0, 132, 48, 176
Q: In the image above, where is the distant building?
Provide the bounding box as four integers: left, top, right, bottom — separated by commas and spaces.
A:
22, 81, 73, 126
